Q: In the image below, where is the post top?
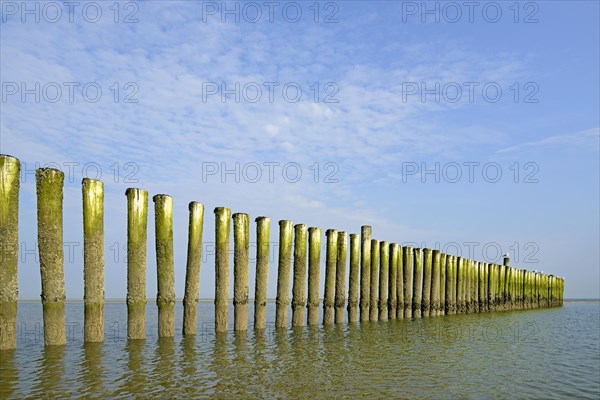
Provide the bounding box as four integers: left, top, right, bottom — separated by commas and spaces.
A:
255, 216, 270, 222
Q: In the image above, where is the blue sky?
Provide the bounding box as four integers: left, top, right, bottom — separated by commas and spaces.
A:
1, 0, 598, 299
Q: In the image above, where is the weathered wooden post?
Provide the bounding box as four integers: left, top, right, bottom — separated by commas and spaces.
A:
154, 194, 175, 338
388, 243, 398, 320
446, 255, 455, 315
499, 264, 507, 310
233, 213, 250, 331
422, 248, 432, 317
37, 168, 66, 346
359, 226, 372, 322
335, 232, 347, 324
478, 262, 485, 313
396, 245, 404, 319
291, 224, 308, 327
254, 217, 270, 330
465, 259, 473, 314
378, 241, 389, 321
82, 178, 104, 342
214, 207, 231, 333
182, 202, 204, 335
347, 233, 360, 323
276, 220, 293, 329
456, 257, 465, 314
439, 253, 446, 315
369, 239, 380, 321
0, 155, 19, 350
126, 188, 148, 340
412, 248, 423, 318
323, 229, 337, 325
430, 250, 441, 317
307, 227, 321, 326
403, 246, 413, 318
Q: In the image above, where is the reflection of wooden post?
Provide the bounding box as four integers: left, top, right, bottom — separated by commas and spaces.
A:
291, 224, 307, 327
307, 227, 321, 326
369, 240, 380, 321
335, 232, 347, 324
388, 244, 398, 320
378, 241, 389, 321
183, 202, 204, 335
82, 178, 104, 342
37, 168, 66, 346
323, 229, 337, 325
254, 217, 270, 330
430, 250, 441, 317
359, 226, 372, 322
233, 213, 250, 331
412, 248, 423, 318
396, 245, 404, 319
347, 234, 360, 323
214, 207, 231, 333
275, 220, 293, 329
0, 155, 20, 350
422, 248, 432, 317
403, 246, 413, 318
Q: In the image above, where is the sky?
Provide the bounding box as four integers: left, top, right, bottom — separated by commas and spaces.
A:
1, 0, 598, 300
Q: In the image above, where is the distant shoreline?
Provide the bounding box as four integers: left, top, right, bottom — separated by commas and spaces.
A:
14, 298, 600, 303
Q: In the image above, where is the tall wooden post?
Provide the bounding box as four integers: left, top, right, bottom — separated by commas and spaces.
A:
183, 202, 204, 335
369, 239, 380, 321
335, 232, 347, 324
347, 234, 360, 323
276, 220, 293, 329
254, 217, 270, 330
291, 224, 308, 327
307, 227, 321, 326
233, 213, 250, 331
214, 207, 231, 333
359, 226, 372, 322
323, 229, 337, 325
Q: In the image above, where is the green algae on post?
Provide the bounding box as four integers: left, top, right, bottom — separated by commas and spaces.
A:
323, 229, 338, 325
359, 226, 372, 322
233, 213, 250, 331
478, 262, 485, 313
183, 202, 204, 335
465, 259, 472, 314
430, 250, 441, 317
403, 246, 413, 318
347, 233, 360, 323
276, 220, 293, 329
307, 227, 321, 326
335, 231, 347, 324
439, 253, 446, 315
0, 155, 19, 350
291, 224, 308, 327
126, 188, 148, 340
37, 168, 66, 346
445, 255, 455, 315
369, 239, 380, 321
396, 245, 404, 319
154, 194, 175, 338
422, 248, 432, 317
82, 178, 104, 342
254, 217, 270, 330
456, 257, 465, 314
378, 241, 389, 321
214, 207, 231, 333
412, 248, 423, 318
388, 243, 398, 320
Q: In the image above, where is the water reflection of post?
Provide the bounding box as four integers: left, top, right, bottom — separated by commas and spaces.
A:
81, 342, 106, 396
0, 348, 18, 397
34, 345, 67, 397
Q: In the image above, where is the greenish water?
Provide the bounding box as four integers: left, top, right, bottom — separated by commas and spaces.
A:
1, 302, 598, 399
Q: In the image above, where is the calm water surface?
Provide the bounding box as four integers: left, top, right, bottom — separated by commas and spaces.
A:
1, 302, 598, 399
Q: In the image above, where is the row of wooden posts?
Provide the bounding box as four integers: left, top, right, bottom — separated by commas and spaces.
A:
0, 155, 564, 349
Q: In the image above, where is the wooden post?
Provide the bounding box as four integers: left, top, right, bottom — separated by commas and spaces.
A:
154, 195, 175, 338
403, 246, 413, 318
254, 217, 270, 330
335, 232, 347, 324
359, 226, 372, 322
478, 262, 485, 313
412, 248, 423, 318
291, 224, 308, 327
183, 202, 204, 335
396, 245, 404, 319
456, 257, 465, 314
214, 207, 231, 333
233, 213, 250, 331
388, 243, 398, 320
446, 255, 455, 315
276, 220, 293, 329
378, 241, 389, 321
465, 259, 473, 314
347, 233, 360, 323
37, 168, 66, 346
369, 239, 380, 321
0, 155, 19, 350
82, 178, 104, 342
422, 248, 432, 317
323, 229, 337, 325
439, 253, 446, 315
307, 227, 321, 326
430, 250, 441, 317
126, 188, 148, 340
